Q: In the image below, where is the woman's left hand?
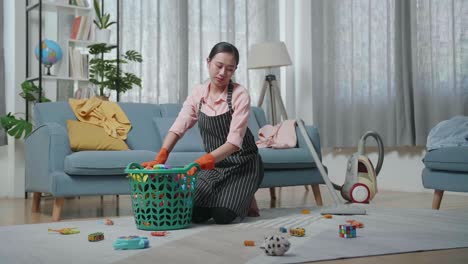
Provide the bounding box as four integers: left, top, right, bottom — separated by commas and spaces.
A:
187, 153, 215, 175
187, 166, 198, 176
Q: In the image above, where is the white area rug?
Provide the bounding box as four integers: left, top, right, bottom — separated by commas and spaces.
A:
1, 206, 468, 264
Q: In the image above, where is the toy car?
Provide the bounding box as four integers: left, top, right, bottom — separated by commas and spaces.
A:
289, 227, 305, 237
88, 232, 104, 242
113, 236, 149, 250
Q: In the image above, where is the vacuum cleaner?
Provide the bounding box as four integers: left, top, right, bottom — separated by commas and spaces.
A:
297, 120, 384, 215
332, 131, 384, 203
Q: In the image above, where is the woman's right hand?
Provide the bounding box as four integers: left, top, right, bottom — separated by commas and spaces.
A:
141, 147, 169, 169
141, 160, 158, 169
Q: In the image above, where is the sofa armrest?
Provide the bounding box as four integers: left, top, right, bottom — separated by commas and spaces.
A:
25, 123, 71, 193
296, 124, 322, 160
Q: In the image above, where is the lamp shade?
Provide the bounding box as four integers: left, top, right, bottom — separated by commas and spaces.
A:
247, 41, 292, 69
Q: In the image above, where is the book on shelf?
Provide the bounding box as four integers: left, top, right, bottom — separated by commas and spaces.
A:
78, 16, 92, 40
70, 16, 82, 39
68, 47, 89, 79
70, 16, 93, 41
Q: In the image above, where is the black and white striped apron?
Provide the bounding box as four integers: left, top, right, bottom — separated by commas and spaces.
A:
194, 84, 263, 217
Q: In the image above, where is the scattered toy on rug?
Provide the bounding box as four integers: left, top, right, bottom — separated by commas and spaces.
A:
322, 214, 333, 219
48, 227, 80, 235
244, 240, 255, 246
263, 235, 291, 256
113, 236, 149, 250
301, 209, 310, 214
150, 231, 168, 237
339, 224, 357, 238
88, 232, 104, 242
346, 219, 364, 228
279, 227, 288, 233
103, 218, 114, 225
289, 227, 305, 237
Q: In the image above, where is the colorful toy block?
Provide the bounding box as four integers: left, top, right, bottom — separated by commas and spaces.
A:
339, 224, 356, 238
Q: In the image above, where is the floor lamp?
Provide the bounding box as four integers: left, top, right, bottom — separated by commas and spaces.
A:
247, 42, 292, 200
248, 42, 365, 215
247, 42, 291, 125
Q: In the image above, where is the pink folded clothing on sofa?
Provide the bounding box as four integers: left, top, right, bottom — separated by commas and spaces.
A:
256, 120, 297, 149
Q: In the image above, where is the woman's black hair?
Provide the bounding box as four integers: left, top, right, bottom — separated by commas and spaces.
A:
208, 42, 240, 66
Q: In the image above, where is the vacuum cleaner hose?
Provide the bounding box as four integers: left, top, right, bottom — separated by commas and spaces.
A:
358, 131, 384, 176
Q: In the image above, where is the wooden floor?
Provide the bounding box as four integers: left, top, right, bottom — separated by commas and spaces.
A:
1, 186, 467, 263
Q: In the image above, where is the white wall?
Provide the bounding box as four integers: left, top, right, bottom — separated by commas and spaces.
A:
1, 0, 26, 198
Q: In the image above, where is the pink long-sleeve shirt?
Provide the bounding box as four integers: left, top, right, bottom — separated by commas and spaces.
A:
169, 82, 251, 149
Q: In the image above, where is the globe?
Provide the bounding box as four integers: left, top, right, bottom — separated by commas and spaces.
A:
35, 39, 63, 75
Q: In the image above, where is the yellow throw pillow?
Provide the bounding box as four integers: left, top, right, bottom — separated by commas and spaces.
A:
67, 120, 129, 151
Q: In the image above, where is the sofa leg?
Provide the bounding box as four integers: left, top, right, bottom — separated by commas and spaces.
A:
32, 192, 41, 213
269, 187, 276, 200
311, 185, 323, 206
52, 198, 65, 221
432, 190, 444, 210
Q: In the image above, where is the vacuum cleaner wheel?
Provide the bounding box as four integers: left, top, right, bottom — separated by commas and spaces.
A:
350, 183, 370, 203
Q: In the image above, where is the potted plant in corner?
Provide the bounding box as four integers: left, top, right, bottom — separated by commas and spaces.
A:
88, 43, 143, 100
93, 0, 116, 43
0, 81, 51, 139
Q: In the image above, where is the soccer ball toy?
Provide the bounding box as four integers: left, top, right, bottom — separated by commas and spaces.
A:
263, 235, 290, 256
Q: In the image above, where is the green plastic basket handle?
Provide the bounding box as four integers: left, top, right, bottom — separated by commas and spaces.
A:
185, 162, 201, 174
126, 162, 144, 171
125, 162, 201, 175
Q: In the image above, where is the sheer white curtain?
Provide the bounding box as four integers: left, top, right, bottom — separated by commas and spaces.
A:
111, 0, 279, 106
412, 0, 468, 145
0, 0, 6, 146
311, 0, 414, 147
285, 0, 467, 148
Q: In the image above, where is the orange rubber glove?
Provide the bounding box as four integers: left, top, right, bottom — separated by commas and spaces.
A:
142, 147, 169, 169
188, 153, 215, 175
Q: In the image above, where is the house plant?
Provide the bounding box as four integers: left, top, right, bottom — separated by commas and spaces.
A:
93, 0, 116, 42
88, 43, 142, 99
0, 80, 50, 139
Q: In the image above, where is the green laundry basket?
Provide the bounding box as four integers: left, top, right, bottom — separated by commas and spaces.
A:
125, 162, 200, 231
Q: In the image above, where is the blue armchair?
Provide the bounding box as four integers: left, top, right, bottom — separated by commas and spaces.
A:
422, 116, 468, 209
422, 146, 468, 209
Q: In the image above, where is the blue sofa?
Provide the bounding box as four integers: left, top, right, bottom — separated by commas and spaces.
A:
25, 102, 325, 220
422, 146, 468, 209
